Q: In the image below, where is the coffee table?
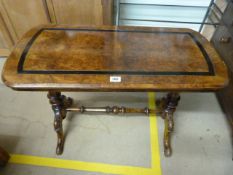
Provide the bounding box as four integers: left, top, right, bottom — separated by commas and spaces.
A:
2, 25, 228, 157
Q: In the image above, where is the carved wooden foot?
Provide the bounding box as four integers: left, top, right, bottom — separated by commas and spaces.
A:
162, 93, 180, 157
47, 91, 73, 155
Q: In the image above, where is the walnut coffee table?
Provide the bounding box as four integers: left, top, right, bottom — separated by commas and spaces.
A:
2, 25, 228, 157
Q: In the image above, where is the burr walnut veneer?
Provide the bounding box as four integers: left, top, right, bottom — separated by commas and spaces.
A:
2, 25, 229, 157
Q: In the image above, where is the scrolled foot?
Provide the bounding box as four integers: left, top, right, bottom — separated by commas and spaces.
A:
56, 135, 64, 155
53, 115, 64, 155
164, 147, 172, 157
164, 115, 172, 157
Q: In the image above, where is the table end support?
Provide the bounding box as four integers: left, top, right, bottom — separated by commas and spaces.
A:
162, 92, 180, 157
47, 91, 73, 155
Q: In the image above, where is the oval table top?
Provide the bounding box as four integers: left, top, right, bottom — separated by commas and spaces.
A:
2, 25, 229, 91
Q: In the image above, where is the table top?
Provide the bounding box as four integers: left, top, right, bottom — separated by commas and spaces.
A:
2, 25, 228, 91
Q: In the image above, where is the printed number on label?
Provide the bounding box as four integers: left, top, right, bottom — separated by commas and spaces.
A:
110, 76, 121, 83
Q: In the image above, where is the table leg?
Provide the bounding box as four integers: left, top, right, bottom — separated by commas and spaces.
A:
47, 91, 73, 155
162, 93, 180, 157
